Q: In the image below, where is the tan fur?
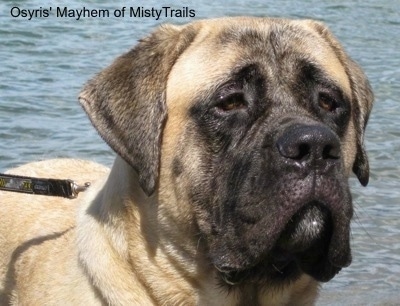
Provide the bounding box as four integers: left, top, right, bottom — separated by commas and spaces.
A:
0, 159, 109, 305
0, 158, 318, 305
0, 17, 373, 305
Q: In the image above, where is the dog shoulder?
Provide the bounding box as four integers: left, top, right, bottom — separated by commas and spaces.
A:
0, 158, 109, 245
0, 159, 109, 304
4, 158, 110, 180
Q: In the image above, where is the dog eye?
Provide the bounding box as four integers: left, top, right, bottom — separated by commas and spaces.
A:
318, 93, 338, 112
215, 92, 247, 112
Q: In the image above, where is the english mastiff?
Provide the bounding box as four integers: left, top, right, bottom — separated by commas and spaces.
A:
0, 17, 373, 305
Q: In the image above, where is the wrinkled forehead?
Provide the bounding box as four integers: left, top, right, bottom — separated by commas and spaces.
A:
167, 18, 351, 108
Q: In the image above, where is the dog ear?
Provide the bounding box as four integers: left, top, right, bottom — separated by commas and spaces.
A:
79, 24, 199, 196
346, 58, 373, 186
303, 20, 374, 186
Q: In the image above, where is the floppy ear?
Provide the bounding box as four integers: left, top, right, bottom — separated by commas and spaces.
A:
79, 24, 199, 196
347, 58, 373, 186
304, 20, 374, 186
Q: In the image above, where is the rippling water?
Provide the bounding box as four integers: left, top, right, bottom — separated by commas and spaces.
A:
1, 0, 399, 304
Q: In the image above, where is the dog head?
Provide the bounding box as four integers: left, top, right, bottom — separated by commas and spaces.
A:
79, 17, 373, 286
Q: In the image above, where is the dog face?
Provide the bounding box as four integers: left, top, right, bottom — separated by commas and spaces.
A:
80, 18, 373, 287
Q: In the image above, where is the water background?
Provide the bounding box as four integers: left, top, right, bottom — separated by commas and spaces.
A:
0, 1, 399, 304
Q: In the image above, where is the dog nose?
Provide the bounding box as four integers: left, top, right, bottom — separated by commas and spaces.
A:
276, 125, 341, 167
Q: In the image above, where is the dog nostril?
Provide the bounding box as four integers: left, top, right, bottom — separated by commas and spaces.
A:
322, 145, 340, 159
276, 141, 311, 161
296, 143, 310, 160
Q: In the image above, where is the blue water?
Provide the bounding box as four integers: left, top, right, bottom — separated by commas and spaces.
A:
1, 1, 399, 304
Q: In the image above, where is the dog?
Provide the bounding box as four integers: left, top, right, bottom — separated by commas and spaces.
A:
0, 17, 373, 305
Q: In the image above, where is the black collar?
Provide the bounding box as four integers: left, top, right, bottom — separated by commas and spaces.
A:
0, 173, 90, 199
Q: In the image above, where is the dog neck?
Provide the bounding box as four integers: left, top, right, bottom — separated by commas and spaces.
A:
76, 157, 214, 304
